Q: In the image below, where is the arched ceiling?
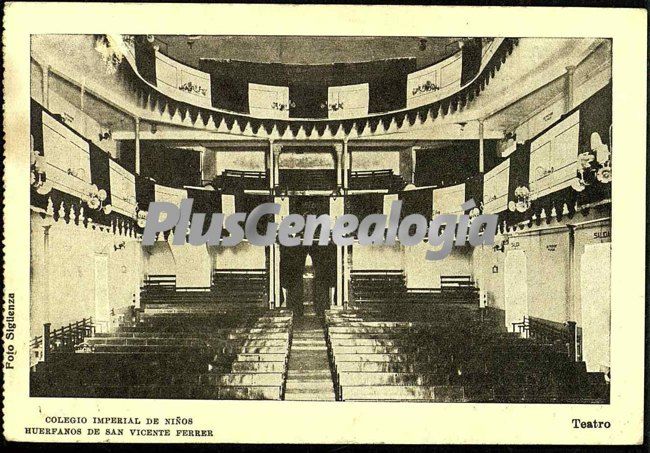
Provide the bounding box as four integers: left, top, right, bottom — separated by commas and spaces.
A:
153, 35, 462, 69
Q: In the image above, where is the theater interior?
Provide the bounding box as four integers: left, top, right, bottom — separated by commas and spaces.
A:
29, 35, 611, 402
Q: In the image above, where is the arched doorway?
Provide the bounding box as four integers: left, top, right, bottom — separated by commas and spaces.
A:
278, 196, 336, 316
280, 244, 336, 317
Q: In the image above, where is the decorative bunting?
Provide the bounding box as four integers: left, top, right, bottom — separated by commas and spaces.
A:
406, 110, 418, 126
120, 38, 519, 140
315, 122, 328, 137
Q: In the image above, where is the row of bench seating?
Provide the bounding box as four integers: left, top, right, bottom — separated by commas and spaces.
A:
348, 170, 407, 192
324, 304, 609, 403
141, 271, 268, 305
407, 276, 480, 304
31, 302, 292, 400
212, 169, 406, 193
351, 272, 480, 305
214, 170, 268, 193
213, 270, 268, 304
350, 271, 407, 304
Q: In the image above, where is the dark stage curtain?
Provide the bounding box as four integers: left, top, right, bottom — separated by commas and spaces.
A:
415, 142, 481, 187
460, 38, 483, 86
187, 188, 221, 215
464, 174, 484, 212
399, 188, 433, 220
199, 60, 250, 113
578, 83, 612, 152
235, 194, 273, 235
31, 99, 44, 153
139, 143, 201, 188
90, 142, 112, 206
345, 193, 384, 220
368, 59, 417, 113
507, 142, 531, 205
200, 58, 417, 116
289, 81, 328, 119
135, 175, 156, 212
134, 36, 157, 86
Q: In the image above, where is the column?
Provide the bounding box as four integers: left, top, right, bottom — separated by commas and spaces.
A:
80, 82, 86, 112
343, 245, 351, 307
478, 119, 485, 174
340, 141, 350, 306
198, 148, 205, 184
42, 323, 51, 362
134, 117, 141, 175
341, 140, 350, 189
201, 147, 217, 186
330, 197, 345, 307
133, 241, 142, 310
267, 142, 282, 308
565, 65, 576, 113
80, 82, 87, 137
42, 225, 52, 324
410, 146, 419, 184
334, 143, 344, 190
272, 143, 282, 192
267, 141, 274, 190
273, 196, 289, 308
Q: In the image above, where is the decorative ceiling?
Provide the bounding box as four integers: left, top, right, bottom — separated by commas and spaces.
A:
153, 35, 462, 69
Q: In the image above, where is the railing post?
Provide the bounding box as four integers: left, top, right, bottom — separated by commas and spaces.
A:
42, 323, 51, 362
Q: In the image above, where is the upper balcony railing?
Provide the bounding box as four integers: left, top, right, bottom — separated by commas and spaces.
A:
102, 35, 518, 132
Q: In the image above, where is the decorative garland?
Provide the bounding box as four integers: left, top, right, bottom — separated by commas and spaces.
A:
178, 81, 208, 97
572, 131, 612, 191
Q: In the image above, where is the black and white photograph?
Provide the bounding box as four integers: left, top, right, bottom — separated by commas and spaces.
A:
27, 33, 613, 403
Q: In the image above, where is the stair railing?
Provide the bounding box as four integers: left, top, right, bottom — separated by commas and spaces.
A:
30, 318, 95, 364
526, 317, 579, 361
511, 316, 530, 338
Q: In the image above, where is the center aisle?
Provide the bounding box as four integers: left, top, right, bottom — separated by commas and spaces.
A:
284, 313, 337, 401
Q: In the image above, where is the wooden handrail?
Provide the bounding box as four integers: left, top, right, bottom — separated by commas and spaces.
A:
528, 317, 577, 360
510, 316, 578, 361
350, 169, 394, 177
31, 317, 94, 363
221, 170, 267, 179
213, 269, 267, 274
351, 270, 404, 275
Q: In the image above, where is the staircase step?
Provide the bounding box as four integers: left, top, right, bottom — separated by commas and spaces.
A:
285, 381, 335, 392
287, 371, 331, 381
293, 338, 324, 343
284, 392, 336, 401
291, 345, 328, 351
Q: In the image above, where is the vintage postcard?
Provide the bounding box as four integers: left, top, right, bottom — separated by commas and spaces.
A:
3, 2, 647, 445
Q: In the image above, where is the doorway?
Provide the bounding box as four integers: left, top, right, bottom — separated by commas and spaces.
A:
504, 249, 528, 332
279, 196, 335, 317
94, 253, 110, 333
280, 245, 336, 317
580, 243, 611, 373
